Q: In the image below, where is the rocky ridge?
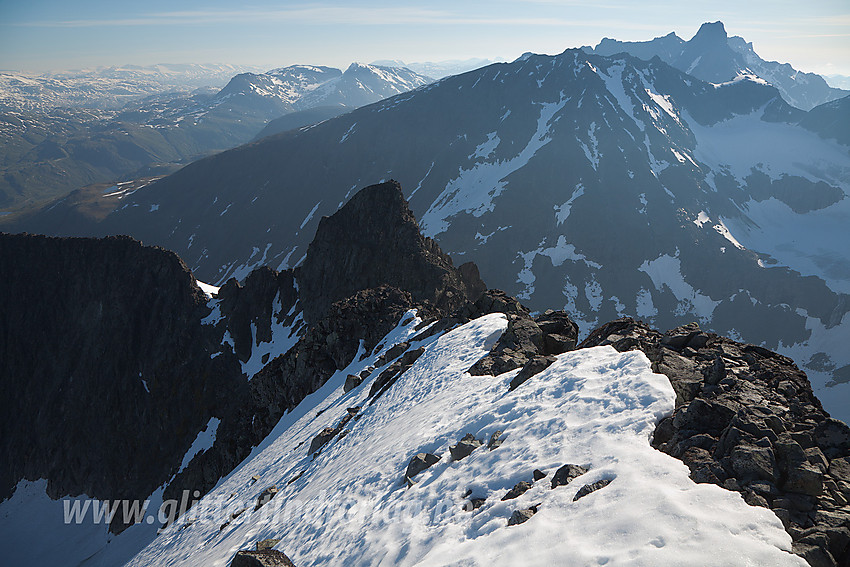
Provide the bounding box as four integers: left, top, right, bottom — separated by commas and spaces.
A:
164, 180, 486, 508
580, 318, 850, 567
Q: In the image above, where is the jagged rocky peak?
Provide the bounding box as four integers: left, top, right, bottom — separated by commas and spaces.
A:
296, 180, 485, 323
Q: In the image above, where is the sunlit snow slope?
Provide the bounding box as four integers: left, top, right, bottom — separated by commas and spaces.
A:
128, 313, 803, 567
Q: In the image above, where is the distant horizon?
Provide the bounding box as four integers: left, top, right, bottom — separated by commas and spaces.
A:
1, 1, 848, 77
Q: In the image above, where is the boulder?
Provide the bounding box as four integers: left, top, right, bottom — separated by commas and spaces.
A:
509, 355, 557, 391
343, 374, 363, 393
573, 478, 612, 501
256, 539, 281, 551
729, 444, 778, 482
230, 549, 296, 567
501, 481, 533, 501
487, 430, 505, 451
308, 428, 337, 455
255, 486, 278, 510
450, 434, 483, 461
507, 506, 538, 526
815, 419, 850, 459
405, 453, 440, 478
463, 497, 487, 512
551, 464, 588, 489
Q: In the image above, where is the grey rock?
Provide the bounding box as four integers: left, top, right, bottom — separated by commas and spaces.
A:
703, 356, 726, 386
308, 427, 337, 455
729, 444, 778, 482
815, 419, 850, 459
406, 453, 440, 478
791, 543, 837, 567
255, 486, 278, 510
450, 433, 483, 461
551, 464, 588, 489
488, 430, 505, 451
784, 463, 824, 496
230, 549, 297, 567
256, 539, 281, 551
507, 506, 538, 526
343, 374, 363, 393
509, 355, 557, 391
828, 457, 850, 480
501, 481, 533, 501
573, 478, 613, 501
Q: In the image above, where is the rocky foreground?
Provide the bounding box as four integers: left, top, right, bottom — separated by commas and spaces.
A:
1, 181, 849, 566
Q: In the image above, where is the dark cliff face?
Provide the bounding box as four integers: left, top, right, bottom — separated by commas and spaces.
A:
0, 233, 245, 513
296, 180, 484, 324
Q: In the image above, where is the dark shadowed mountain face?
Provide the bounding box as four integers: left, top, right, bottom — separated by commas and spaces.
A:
586, 21, 848, 111
253, 106, 353, 140
0, 234, 244, 517
12, 48, 850, 422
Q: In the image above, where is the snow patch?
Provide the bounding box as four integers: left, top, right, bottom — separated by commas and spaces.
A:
195, 280, 220, 298
421, 93, 569, 236
639, 254, 720, 323
177, 417, 221, 474
300, 201, 321, 230
554, 184, 585, 225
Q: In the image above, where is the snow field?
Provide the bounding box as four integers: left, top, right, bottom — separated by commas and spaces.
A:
127, 312, 803, 567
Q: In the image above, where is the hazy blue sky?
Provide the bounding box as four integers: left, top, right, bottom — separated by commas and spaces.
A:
1, 0, 848, 75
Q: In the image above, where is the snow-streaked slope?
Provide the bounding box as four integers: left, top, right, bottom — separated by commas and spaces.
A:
83, 49, 850, 422
128, 313, 802, 567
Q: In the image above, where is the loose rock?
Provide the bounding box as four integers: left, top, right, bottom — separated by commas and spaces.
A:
507, 505, 539, 526
551, 464, 588, 489
450, 433, 483, 461
406, 453, 440, 479
573, 479, 612, 501
501, 481, 533, 501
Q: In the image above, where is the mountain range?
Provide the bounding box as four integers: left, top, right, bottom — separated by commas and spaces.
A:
0, 63, 263, 113
0, 63, 431, 210
14, 24, 848, 423
3, 22, 850, 566
583, 21, 848, 111
371, 57, 498, 79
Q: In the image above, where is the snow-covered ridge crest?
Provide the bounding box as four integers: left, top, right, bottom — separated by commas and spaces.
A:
129, 313, 802, 566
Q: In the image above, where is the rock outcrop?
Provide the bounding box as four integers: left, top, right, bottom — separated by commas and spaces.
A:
296, 180, 484, 323
581, 318, 850, 566
469, 307, 578, 378
230, 549, 296, 567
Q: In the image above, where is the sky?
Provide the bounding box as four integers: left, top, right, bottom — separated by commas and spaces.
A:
1, 0, 848, 76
